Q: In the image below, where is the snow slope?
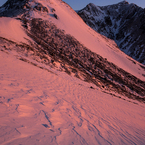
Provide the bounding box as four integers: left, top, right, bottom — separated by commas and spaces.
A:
0, 17, 30, 43
43, 0, 145, 81
0, 50, 145, 145
0, 0, 144, 81
0, 0, 145, 144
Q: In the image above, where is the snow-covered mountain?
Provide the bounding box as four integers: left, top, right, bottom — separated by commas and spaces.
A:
78, 1, 145, 64
0, 0, 145, 144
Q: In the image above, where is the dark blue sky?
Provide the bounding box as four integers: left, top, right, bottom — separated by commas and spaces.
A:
63, 0, 145, 10
0, 0, 145, 10
0, 0, 6, 6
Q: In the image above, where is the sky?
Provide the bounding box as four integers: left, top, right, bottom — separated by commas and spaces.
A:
63, 0, 145, 10
0, 0, 145, 10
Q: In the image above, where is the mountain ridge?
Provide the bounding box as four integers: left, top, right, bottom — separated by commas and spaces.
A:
78, 1, 145, 64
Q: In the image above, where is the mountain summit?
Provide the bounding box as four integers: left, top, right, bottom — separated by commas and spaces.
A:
78, 1, 145, 64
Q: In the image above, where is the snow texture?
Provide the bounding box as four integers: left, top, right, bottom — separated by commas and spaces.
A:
0, 50, 145, 145
0, 0, 145, 144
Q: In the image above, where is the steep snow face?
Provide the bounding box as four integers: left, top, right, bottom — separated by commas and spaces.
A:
0, 0, 144, 80
0, 0, 144, 95
35, 0, 145, 80
1, 18, 144, 101
0, 50, 145, 145
0, 0, 144, 98
78, 1, 145, 64
0, 17, 30, 43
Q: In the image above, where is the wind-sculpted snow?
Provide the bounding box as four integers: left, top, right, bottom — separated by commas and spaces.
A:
0, 51, 145, 145
78, 1, 145, 64
0, 0, 145, 144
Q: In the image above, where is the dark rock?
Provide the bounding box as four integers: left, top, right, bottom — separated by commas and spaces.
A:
54, 13, 58, 19
34, 3, 48, 13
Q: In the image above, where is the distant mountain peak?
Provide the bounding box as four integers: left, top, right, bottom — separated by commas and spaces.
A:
78, 2, 145, 64
118, 0, 129, 4
87, 3, 96, 7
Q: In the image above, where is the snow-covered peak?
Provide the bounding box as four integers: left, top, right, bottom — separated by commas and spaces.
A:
78, 1, 145, 64
118, 0, 129, 5
87, 3, 97, 8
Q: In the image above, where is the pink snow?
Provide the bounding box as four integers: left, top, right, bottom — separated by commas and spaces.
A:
0, 0, 145, 144
0, 17, 30, 43
46, 0, 145, 81
0, 50, 145, 144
